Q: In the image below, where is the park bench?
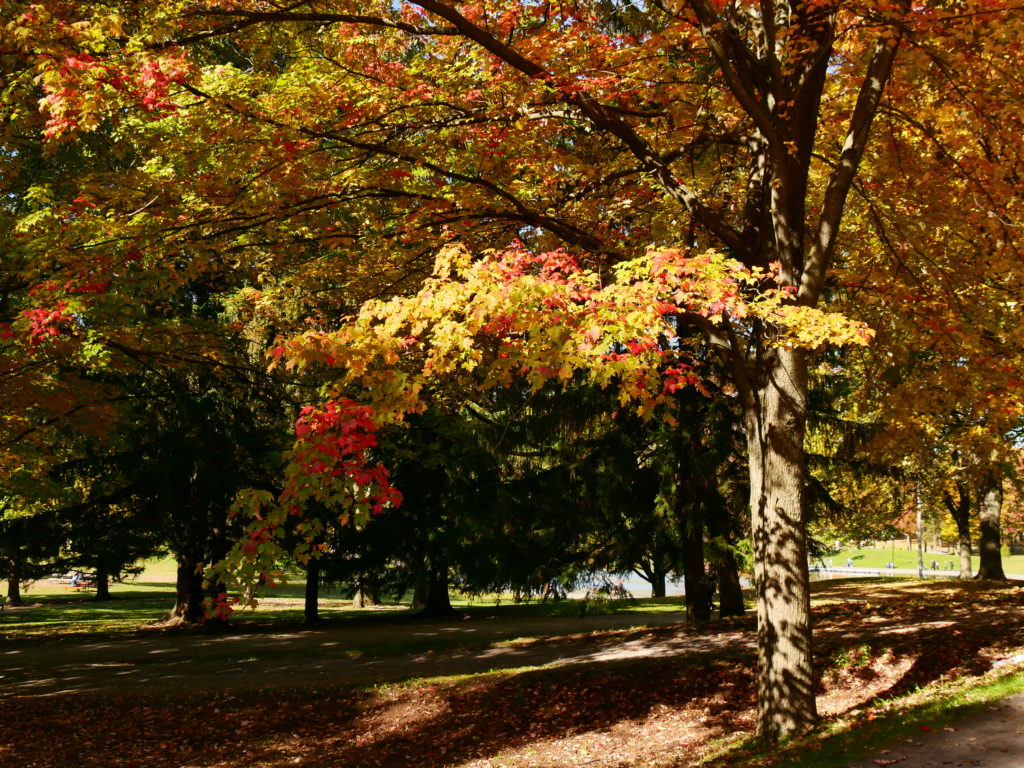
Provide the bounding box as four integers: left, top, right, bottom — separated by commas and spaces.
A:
63, 583, 94, 592
57, 572, 95, 591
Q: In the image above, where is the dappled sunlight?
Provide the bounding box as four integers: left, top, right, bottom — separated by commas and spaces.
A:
4, 582, 1024, 766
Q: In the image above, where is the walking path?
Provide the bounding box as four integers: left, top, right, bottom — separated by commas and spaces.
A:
849, 693, 1024, 768
6, 596, 1024, 767
0, 611, 752, 698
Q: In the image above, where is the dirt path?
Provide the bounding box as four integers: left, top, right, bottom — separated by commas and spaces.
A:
0, 611, 756, 698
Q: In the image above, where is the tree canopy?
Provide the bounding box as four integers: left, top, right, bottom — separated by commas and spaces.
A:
3, 0, 1024, 744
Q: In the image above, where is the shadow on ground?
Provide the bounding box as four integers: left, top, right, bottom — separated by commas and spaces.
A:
4, 581, 1024, 768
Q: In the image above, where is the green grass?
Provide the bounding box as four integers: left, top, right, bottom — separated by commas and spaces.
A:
1, 555, 697, 640
0, 592, 174, 634
708, 666, 1024, 768
823, 546, 1024, 574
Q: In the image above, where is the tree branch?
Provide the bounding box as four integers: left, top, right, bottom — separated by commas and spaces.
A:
409, 1, 748, 255
801, 5, 909, 305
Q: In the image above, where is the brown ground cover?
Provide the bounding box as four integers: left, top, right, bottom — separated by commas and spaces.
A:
5, 580, 1024, 768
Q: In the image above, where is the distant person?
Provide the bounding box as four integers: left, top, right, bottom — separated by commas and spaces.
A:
846, 558, 854, 568
70, 572, 81, 587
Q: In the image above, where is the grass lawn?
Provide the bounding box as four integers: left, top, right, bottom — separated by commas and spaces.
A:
827, 546, 1024, 574
1, 555, 688, 639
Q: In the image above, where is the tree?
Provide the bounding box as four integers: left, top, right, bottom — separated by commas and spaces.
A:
13, 0, 1024, 741
823, 5, 1024, 581
0, 500, 63, 605
183, 2, 908, 739
975, 467, 1007, 581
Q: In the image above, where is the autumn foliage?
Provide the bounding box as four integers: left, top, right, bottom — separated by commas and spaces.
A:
4, 0, 1024, 744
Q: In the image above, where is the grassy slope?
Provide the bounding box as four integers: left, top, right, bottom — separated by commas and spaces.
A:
1, 554, 687, 638
828, 546, 1024, 573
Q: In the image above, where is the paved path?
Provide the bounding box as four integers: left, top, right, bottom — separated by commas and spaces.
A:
0, 611, 756, 698
7, 599, 1024, 768
848, 694, 1024, 768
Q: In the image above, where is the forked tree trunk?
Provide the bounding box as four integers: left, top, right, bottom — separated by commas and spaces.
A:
976, 470, 1006, 580
638, 559, 667, 598
745, 346, 817, 742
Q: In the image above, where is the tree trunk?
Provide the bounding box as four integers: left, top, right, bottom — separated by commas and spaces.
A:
352, 572, 381, 609
705, 509, 745, 618
680, 502, 709, 621
7, 565, 22, 606
944, 484, 972, 580
360, 574, 381, 606
304, 557, 320, 622
745, 346, 817, 742
976, 470, 1006, 580
412, 567, 428, 609
958, 532, 972, 578
93, 568, 111, 601
716, 549, 746, 618
649, 562, 667, 598
166, 557, 205, 623
419, 561, 453, 618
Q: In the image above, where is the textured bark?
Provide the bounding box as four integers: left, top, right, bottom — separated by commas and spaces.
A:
304, 557, 320, 622
650, 567, 667, 599
746, 347, 817, 741
6, 566, 22, 606
944, 484, 973, 580
716, 550, 746, 618
419, 562, 453, 618
166, 557, 205, 623
93, 569, 111, 601
976, 470, 1007, 580
680, 501, 710, 621
958, 533, 972, 578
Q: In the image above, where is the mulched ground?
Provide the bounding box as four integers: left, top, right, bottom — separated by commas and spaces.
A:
7, 580, 1024, 768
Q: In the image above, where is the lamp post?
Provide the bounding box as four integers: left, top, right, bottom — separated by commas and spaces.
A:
916, 487, 925, 579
